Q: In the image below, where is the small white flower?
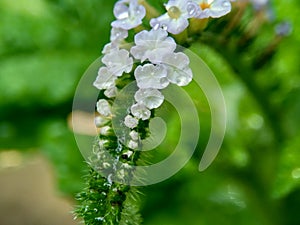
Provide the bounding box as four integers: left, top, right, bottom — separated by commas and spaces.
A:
162, 52, 193, 86
193, 0, 232, 19
134, 64, 169, 89
110, 27, 128, 43
111, 0, 146, 30
129, 130, 139, 141
96, 99, 112, 117
95, 116, 109, 128
93, 67, 117, 90
150, 0, 199, 34
124, 115, 139, 128
100, 126, 112, 136
104, 86, 118, 98
98, 139, 109, 149
131, 103, 151, 120
102, 49, 133, 76
130, 29, 177, 63
102, 43, 119, 54
128, 140, 139, 149
135, 89, 164, 109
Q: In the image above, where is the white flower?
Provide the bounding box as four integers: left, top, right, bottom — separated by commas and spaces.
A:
100, 126, 112, 136
135, 89, 164, 109
102, 43, 119, 54
129, 130, 139, 141
130, 29, 177, 63
102, 49, 133, 76
98, 139, 109, 149
131, 103, 151, 120
150, 0, 199, 34
110, 27, 128, 43
104, 86, 118, 98
93, 67, 117, 90
96, 99, 112, 117
124, 115, 139, 128
128, 140, 139, 149
162, 52, 193, 86
95, 116, 109, 128
111, 0, 146, 30
193, 0, 231, 19
134, 64, 169, 89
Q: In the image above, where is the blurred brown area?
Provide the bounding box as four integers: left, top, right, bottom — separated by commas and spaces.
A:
0, 153, 77, 225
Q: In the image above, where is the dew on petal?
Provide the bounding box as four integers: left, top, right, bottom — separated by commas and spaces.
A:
161, 24, 168, 31
151, 20, 161, 30
167, 6, 181, 19
187, 2, 200, 17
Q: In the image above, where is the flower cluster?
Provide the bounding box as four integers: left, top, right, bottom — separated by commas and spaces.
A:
150, 0, 232, 34
93, 0, 232, 149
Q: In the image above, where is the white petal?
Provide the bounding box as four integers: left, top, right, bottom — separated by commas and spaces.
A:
93, 67, 117, 90
102, 49, 133, 76
194, 0, 232, 18
167, 66, 193, 86
111, 0, 146, 30
96, 99, 112, 117
209, 0, 231, 18
131, 103, 151, 120
102, 43, 119, 54
104, 87, 117, 98
128, 140, 139, 149
134, 89, 164, 109
130, 29, 176, 63
124, 115, 139, 128
162, 52, 190, 69
110, 27, 128, 43
150, 14, 189, 35
129, 130, 139, 141
162, 52, 193, 86
134, 64, 169, 89
95, 116, 109, 128
100, 126, 112, 136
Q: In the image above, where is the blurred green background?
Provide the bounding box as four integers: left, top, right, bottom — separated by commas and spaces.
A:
0, 0, 300, 224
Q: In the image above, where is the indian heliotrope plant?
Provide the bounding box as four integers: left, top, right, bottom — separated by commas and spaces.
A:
75, 0, 233, 224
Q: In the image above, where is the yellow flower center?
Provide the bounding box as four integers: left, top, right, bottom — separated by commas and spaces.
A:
200, 2, 211, 10
167, 6, 181, 19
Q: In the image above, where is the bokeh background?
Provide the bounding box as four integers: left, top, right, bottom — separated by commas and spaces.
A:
0, 0, 300, 224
